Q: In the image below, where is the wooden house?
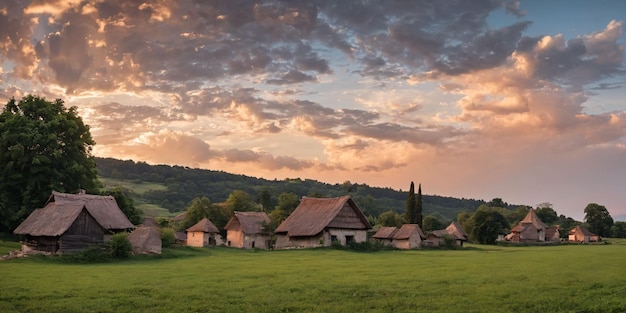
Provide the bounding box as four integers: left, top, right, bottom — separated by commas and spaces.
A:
505, 209, 548, 243
186, 218, 223, 247
392, 224, 425, 249
568, 226, 599, 243
423, 229, 449, 247
371, 226, 398, 246
128, 226, 162, 254
423, 222, 468, 247
545, 225, 561, 242
274, 196, 372, 249
13, 191, 134, 254
224, 211, 272, 249
445, 221, 469, 246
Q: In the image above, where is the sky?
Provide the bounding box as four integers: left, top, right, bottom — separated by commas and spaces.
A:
1, 0, 625, 221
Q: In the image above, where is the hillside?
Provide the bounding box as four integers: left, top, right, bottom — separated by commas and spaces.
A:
96, 157, 491, 220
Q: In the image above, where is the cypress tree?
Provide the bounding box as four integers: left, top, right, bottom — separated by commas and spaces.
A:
416, 183, 423, 228
405, 182, 417, 223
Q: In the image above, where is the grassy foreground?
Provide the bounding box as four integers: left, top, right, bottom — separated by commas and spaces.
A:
1, 241, 625, 313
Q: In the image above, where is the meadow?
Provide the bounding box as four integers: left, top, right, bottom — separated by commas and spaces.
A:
1, 240, 625, 313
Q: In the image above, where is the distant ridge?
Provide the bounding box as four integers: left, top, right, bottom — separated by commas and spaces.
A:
95, 157, 492, 220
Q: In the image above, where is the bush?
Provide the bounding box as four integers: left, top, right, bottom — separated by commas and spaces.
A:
160, 228, 176, 248
109, 233, 132, 258
63, 245, 111, 263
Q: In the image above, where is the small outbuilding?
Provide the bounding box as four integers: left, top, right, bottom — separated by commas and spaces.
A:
13, 191, 134, 254
371, 226, 398, 246
568, 226, 599, 243
445, 221, 469, 246
224, 211, 272, 249
186, 218, 223, 247
274, 196, 372, 249
392, 224, 425, 249
128, 226, 162, 254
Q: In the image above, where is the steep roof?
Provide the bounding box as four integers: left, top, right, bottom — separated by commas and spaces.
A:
224, 211, 270, 235
372, 226, 398, 239
569, 225, 596, 236
14, 191, 133, 236
275, 196, 371, 237
520, 208, 548, 230
186, 218, 219, 233
392, 224, 425, 240
445, 221, 468, 240
128, 226, 162, 254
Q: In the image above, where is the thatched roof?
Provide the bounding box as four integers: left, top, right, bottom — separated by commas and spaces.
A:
14, 191, 134, 236
128, 226, 162, 254
224, 211, 270, 235
140, 217, 160, 228
520, 208, 547, 230
445, 221, 468, 240
275, 196, 371, 237
392, 224, 425, 240
186, 218, 219, 233
569, 225, 596, 236
429, 229, 449, 238
372, 226, 398, 239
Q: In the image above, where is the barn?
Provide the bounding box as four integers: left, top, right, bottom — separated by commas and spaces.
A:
224, 211, 272, 249
274, 196, 371, 249
13, 191, 134, 254
371, 226, 398, 246
186, 218, 223, 247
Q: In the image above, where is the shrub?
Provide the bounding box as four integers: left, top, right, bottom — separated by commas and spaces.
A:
109, 232, 132, 258
63, 245, 111, 263
160, 228, 176, 248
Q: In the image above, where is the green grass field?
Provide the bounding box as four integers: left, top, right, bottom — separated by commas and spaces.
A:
1, 241, 625, 312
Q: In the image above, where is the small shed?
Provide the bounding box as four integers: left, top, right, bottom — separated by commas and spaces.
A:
274, 196, 372, 249
445, 221, 469, 246
224, 211, 272, 249
13, 191, 134, 254
371, 227, 398, 246
128, 226, 162, 254
568, 226, 599, 243
392, 224, 425, 249
186, 218, 223, 247
423, 229, 449, 247
545, 226, 561, 242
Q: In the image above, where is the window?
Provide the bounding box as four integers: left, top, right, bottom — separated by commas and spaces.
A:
331, 235, 338, 242
345, 235, 355, 243
251, 241, 255, 248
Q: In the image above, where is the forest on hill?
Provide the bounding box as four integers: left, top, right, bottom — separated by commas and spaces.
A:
95, 157, 500, 221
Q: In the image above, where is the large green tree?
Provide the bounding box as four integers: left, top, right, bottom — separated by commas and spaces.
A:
422, 215, 444, 232
469, 205, 509, 244
180, 196, 232, 231
0, 95, 98, 232
377, 210, 405, 227
268, 192, 300, 228
535, 203, 558, 225
226, 190, 258, 212
584, 203, 614, 237
405, 182, 417, 224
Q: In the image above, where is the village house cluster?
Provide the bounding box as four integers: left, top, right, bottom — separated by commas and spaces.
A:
12, 191, 600, 256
